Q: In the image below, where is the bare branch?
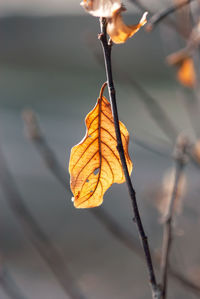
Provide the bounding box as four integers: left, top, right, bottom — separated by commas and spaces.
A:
129, 0, 181, 35
98, 17, 160, 299
160, 136, 189, 298
146, 0, 195, 32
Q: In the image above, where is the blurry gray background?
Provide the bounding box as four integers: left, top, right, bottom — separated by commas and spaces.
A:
0, 1, 199, 299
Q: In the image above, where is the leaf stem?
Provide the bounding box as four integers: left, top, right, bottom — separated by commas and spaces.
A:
99, 18, 160, 299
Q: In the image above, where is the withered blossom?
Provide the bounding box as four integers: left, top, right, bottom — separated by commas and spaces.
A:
81, 0, 147, 43
80, 0, 121, 17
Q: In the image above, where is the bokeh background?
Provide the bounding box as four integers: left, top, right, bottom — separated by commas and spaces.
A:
0, 0, 200, 298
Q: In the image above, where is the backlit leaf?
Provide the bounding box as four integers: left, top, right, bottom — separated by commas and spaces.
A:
69, 83, 132, 208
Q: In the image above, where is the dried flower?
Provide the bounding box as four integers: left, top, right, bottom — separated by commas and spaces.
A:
81, 0, 147, 44
80, 0, 121, 18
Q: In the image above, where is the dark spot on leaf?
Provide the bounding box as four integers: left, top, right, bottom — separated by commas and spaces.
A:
93, 168, 100, 175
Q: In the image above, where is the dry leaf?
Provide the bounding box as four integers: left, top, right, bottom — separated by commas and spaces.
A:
69, 83, 132, 208
107, 11, 148, 44
167, 52, 196, 88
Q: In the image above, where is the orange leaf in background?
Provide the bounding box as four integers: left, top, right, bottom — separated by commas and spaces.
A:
107, 11, 148, 44
69, 83, 132, 209
177, 58, 196, 88
167, 52, 196, 88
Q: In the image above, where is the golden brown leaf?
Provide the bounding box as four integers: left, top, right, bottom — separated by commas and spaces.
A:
107, 11, 148, 44
69, 83, 132, 209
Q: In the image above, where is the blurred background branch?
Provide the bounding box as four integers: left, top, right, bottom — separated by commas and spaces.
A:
0, 262, 27, 299
146, 0, 195, 32
0, 143, 86, 299
160, 136, 189, 299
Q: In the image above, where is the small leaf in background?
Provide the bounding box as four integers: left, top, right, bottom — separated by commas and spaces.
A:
80, 0, 147, 44
167, 51, 196, 88
177, 58, 196, 88
69, 83, 132, 208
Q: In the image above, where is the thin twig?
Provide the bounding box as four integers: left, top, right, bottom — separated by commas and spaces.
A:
146, 0, 195, 32
129, 0, 182, 36
160, 136, 188, 299
99, 18, 160, 299
22, 109, 200, 297
0, 145, 86, 299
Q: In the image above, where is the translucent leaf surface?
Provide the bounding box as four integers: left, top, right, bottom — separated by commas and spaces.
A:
69, 83, 132, 208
